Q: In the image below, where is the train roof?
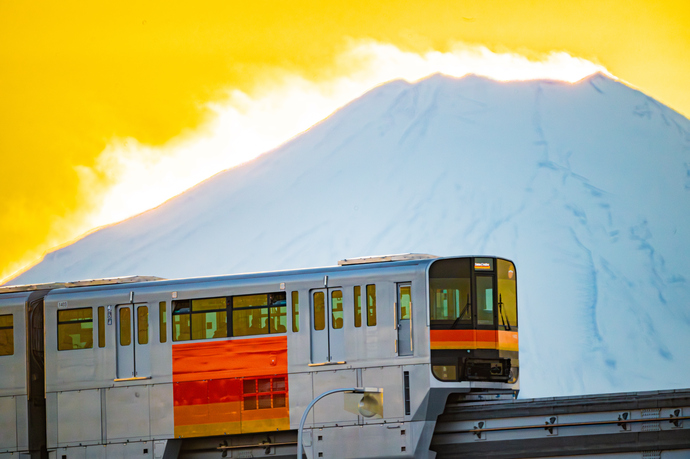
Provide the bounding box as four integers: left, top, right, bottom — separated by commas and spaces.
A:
1, 254, 511, 298
0, 276, 165, 294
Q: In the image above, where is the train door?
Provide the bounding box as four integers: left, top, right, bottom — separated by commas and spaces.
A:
396, 283, 413, 356
115, 303, 151, 379
309, 288, 344, 364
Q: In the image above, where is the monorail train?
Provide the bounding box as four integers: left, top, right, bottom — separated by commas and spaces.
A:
0, 254, 518, 459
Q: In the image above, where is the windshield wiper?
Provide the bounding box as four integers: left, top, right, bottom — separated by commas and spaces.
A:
498, 294, 512, 331
451, 294, 471, 329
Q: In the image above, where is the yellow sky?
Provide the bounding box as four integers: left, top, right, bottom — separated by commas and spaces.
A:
1, 0, 689, 283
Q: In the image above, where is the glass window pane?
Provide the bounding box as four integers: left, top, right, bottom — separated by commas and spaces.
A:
172, 312, 190, 341
119, 308, 131, 346
366, 285, 377, 326
497, 259, 518, 329
273, 393, 286, 407
58, 308, 93, 322
234, 294, 268, 309
476, 276, 494, 325
159, 301, 167, 343
400, 286, 411, 320
273, 377, 286, 391
0, 314, 14, 356
313, 292, 325, 331
331, 290, 343, 329
58, 308, 93, 351
191, 297, 226, 311
270, 306, 287, 333
243, 379, 256, 394
354, 286, 362, 328
429, 258, 472, 326
258, 394, 272, 409
98, 307, 105, 348
172, 300, 190, 314
233, 308, 268, 336
291, 291, 299, 332
193, 311, 228, 339
258, 378, 271, 392
137, 306, 149, 345
269, 293, 286, 306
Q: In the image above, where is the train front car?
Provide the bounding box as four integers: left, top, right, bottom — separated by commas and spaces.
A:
428, 257, 519, 393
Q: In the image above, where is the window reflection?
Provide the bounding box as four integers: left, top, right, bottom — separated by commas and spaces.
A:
331, 290, 343, 329
58, 308, 93, 351
476, 276, 494, 326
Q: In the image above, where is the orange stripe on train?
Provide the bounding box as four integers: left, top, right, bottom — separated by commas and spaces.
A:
172, 336, 290, 438
430, 330, 518, 351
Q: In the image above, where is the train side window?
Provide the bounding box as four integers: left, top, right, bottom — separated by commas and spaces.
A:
354, 286, 362, 328
119, 308, 131, 346
291, 291, 299, 332
313, 292, 325, 331
58, 308, 93, 351
331, 290, 343, 329
98, 307, 105, 348
0, 314, 14, 356
137, 306, 149, 345
172, 300, 191, 341
366, 284, 377, 326
269, 293, 287, 334
159, 301, 167, 343
233, 293, 286, 337
191, 297, 227, 340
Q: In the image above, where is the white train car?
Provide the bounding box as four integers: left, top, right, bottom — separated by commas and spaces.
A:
0, 254, 518, 459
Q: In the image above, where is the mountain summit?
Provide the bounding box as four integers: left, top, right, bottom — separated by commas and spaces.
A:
9, 73, 690, 398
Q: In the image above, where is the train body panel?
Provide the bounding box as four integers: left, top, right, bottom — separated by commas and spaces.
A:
0, 255, 519, 458
0, 292, 35, 455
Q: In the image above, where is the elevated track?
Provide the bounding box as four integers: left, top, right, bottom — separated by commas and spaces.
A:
431, 389, 690, 458
170, 389, 690, 458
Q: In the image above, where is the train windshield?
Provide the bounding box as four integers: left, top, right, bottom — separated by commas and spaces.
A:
429, 258, 472, 326
429, 257, 517, 329
497, 259, 517, 329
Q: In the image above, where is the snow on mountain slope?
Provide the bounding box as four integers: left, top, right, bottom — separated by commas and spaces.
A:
8, 73, 690, 398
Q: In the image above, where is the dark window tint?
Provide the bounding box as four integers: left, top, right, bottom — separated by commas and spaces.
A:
313, 292, 325, 331
172, 292, 287, 341
159, 301, 167, 343
366, 284, 376, 326
476, 276, 494, 326
354, 286, 362, 328
137, 306, 149, 345
191, 298, 227, 340
58, 308, 93, 351
331, 290, 343, 329
497, 259, 518, 329
399, 285, 411, 320
172, 301, 191, 341
429, 258, 472, 327
119, 308, 131, 346
291, 291, 299, 332
0, 314, 14, 356
98, 307, 105, 348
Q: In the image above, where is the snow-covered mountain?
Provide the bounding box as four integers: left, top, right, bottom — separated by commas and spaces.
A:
8, 73, 690, 399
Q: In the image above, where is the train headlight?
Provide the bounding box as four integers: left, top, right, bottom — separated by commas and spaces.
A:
344, 388, 384, 418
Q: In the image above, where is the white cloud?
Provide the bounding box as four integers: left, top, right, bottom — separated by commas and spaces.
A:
77, 41, 611, 229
